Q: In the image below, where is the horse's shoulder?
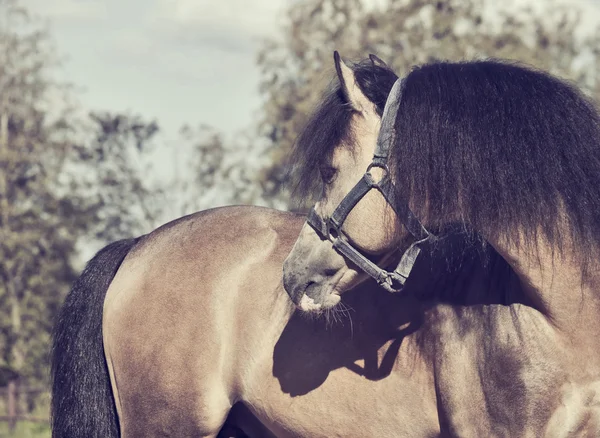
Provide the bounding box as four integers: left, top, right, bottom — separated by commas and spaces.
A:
104, 206, 302, 323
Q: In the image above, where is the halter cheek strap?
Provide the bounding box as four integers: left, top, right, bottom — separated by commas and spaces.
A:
306, 78, 434, 293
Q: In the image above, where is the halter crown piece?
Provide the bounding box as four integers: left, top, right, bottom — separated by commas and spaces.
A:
306, 78, 434, 293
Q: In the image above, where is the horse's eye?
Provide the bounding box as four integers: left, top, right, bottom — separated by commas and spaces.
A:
319, 166, 338, 184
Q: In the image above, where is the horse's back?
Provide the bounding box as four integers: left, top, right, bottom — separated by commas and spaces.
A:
102, 206, 303, 437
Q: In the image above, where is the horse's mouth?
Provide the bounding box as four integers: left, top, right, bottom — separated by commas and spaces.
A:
298, 292, 341, 312
295, 278, 343, 312
292, 249, 403, 314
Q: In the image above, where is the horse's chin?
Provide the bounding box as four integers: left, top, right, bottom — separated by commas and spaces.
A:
297, 291, 341, 313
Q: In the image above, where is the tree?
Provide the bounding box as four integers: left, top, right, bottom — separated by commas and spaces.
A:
257, 0, 600, 205
170, 124, 284, 216
74, 111, 164, 245
0, 0, 166, 390
0, 0, 82, 383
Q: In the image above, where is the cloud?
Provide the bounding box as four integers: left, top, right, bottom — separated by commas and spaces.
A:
147, 0, 287, 52
21, 0, 108, 21
97, 0, 289, 117
84, 0, 290, 137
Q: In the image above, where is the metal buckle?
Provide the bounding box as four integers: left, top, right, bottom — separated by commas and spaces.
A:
326, 217, 341, 241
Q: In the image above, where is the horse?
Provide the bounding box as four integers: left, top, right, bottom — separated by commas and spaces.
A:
54, 205, 483, 437
51, 54, 600, 438
282, 52, 600, 436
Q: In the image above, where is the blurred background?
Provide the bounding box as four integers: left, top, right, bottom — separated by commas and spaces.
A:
0, 0, 599, 435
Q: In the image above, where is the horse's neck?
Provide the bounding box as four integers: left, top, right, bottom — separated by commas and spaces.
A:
487, 233, 600, 342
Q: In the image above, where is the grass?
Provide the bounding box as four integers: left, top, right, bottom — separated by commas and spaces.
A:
0, 421, 50, 438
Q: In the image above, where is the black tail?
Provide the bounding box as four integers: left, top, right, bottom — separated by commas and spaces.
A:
51, 238, 140, 438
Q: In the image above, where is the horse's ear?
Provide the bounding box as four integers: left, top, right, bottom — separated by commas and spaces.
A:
369, 54, 390, 69
333, 51, 373, 114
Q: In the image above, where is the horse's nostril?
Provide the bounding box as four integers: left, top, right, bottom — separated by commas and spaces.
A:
283, 271, 308, 306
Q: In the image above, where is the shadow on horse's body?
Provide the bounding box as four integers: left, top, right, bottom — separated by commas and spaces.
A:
101, 206, 436, 437
52, 205, 600, 437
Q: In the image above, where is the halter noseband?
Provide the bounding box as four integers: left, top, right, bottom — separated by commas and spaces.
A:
306, 78, 433, 293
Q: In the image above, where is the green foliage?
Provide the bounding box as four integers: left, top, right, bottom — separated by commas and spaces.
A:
0, 0, 165, 394
0, 421, 50, 438
172, 124, 281, 214
0, 0, 80, 383
74, 111, 164, 243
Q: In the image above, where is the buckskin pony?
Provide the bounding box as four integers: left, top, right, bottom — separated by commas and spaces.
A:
53, 206, 444, 437
283, 53, 600, 435
52, 54, 600, 437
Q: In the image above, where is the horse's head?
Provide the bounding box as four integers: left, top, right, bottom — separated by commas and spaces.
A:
284, 52, 600, 316
283, 53, 425, 312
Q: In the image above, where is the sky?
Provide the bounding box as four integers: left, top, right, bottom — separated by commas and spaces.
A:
21, 0, 600, 142
18, 0, 600, 195
21, 0, 292, 137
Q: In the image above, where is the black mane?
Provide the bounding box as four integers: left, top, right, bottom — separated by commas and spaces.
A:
292, 58, 600, 267
289, 59, 398, 203
392, 60, 600, 267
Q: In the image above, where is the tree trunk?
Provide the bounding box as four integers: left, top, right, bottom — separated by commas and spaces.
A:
0, 111, 24, 376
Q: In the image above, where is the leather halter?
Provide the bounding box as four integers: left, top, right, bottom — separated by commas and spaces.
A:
306, 78, 434, 293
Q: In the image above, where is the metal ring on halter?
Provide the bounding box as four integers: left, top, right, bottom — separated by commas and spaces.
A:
305, 77, 435, 293
365, 162, 389, 187
366, 161, 390, 174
